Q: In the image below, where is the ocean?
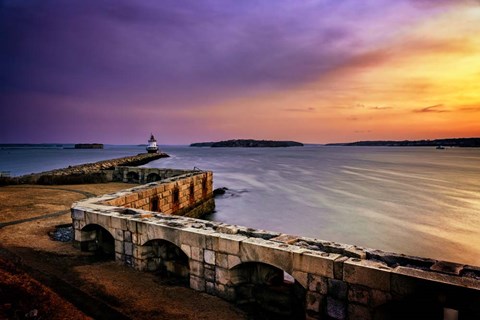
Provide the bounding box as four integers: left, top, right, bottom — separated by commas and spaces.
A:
1, 145, 479, 265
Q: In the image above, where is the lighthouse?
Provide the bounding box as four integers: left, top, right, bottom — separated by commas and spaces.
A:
146, 134, 159, 153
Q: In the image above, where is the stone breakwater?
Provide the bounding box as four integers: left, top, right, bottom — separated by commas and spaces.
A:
72, 167, 480, 319
10, 153, 168, 185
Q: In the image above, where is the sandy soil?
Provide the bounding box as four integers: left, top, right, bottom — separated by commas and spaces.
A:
0, 183, 247, 320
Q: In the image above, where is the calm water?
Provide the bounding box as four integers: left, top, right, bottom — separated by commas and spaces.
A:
1, 145, 479, 265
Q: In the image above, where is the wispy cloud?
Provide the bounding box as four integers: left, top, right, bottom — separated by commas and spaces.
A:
458, 105, 480, 112
370, 106, 393, 110
284, 107, 316, 113
414, 104, 450, 113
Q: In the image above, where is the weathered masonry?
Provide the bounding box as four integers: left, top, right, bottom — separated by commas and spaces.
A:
72, 168, 480, 319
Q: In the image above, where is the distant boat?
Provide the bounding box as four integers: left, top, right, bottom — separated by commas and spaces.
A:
436, 145, 445, 150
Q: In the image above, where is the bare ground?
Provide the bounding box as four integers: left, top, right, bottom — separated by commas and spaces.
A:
0, 183, 248, 320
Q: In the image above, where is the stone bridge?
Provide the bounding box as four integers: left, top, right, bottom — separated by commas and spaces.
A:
72, 168, 480, 319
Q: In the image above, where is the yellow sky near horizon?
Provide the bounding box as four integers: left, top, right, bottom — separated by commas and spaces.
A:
198, 5, 480, 143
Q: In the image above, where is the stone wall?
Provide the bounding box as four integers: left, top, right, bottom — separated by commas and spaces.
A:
72, 174, 480, 319
103, 171, 214, 217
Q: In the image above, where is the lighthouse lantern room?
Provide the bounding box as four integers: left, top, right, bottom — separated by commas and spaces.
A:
146, 134, 159, 153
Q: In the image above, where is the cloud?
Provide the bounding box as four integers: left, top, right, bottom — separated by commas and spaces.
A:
414, 104, 450, 113
354, 130, 372, 133
458, 105, 480, 112
370, 106, 393, 110
284, 107, 316, 113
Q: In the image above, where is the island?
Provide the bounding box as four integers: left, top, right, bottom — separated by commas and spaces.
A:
190, 139, 304, 148
326, 137, 480, 147
74, 143, 104, 149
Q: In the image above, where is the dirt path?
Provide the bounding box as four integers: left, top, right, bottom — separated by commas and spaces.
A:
0, 183, 247, 319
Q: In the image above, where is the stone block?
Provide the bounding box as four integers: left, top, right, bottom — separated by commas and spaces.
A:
124, 231, 132, 242
370, 289, 391, 308
71, 209, 85, 220
114, 229, 124, 241
126, 219, 138, 233
228, 255, 241, 269
390, 273, 418, 296
347, 304, 372, 320
125, 193, 139, 204
334, 256, 348, 280
132, 232, 138, 245
393, 266, 480, 290
328, 279, 348, 300
133, 245, 151, 259
306, 292, 324, 312
215, 267, 230, 285
348, 284, 369, 305
180, 244, 191, 258
292, 270, 308, 289
84, 211, 98, 225
240, 238, 294, 273
308, 274, 328, 294
216, 253, 229, 269
204, 267, 215, 282
343, 258, 391, 291
96, 214, 112, 228
189, 260, 204, 277
155, 185, 165, 194
191, 246, 203, 262
327, 297, 346, 320
111, 217, 127, 230
217, 234, 246, 255
115, 252, 124, 262
113, 197, 126, 206
345, 245, 367, 259
179, 230, 206, 248
206, 281, 215, 295
124, 242, 133, 256
115, 240, 124, 254
204, 249, 215, 265
293, 251, 339, 277
190, 275, 205, 292
75, 229, 95, 242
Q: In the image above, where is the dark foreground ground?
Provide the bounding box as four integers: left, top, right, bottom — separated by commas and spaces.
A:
0, 183, 247, 320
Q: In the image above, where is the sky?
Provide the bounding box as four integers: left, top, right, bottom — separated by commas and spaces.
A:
1, 0, 480, 145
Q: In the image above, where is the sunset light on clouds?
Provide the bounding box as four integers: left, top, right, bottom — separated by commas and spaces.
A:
1, 0, 479, 144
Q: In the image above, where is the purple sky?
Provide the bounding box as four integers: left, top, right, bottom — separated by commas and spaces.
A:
1, 0, 478, 144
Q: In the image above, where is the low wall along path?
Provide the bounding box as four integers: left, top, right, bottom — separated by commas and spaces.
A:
72, 167, 480, 319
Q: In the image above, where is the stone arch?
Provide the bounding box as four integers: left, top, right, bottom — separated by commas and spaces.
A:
141, 239, 190, 285
230, 261, 306, 319
126, 171, 139, 183
80, 224, 115, 259
146, 172, 161, 183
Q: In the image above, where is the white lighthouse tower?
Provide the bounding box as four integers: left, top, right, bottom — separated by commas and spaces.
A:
146, 134, 159, 153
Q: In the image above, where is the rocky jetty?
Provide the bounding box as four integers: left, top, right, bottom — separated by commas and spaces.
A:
5, 153, 168, 185
191, 139, 303, 148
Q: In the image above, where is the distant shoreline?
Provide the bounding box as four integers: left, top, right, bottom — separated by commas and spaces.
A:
326, 137, 480, 148
190, 139, 304, 148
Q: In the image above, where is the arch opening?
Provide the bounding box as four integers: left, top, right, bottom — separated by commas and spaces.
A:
142, 239, 190, 286
230, 262, 306, 319
126, 171, 139, 183
80, 224, 115, 260
146, 173, 161, 183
